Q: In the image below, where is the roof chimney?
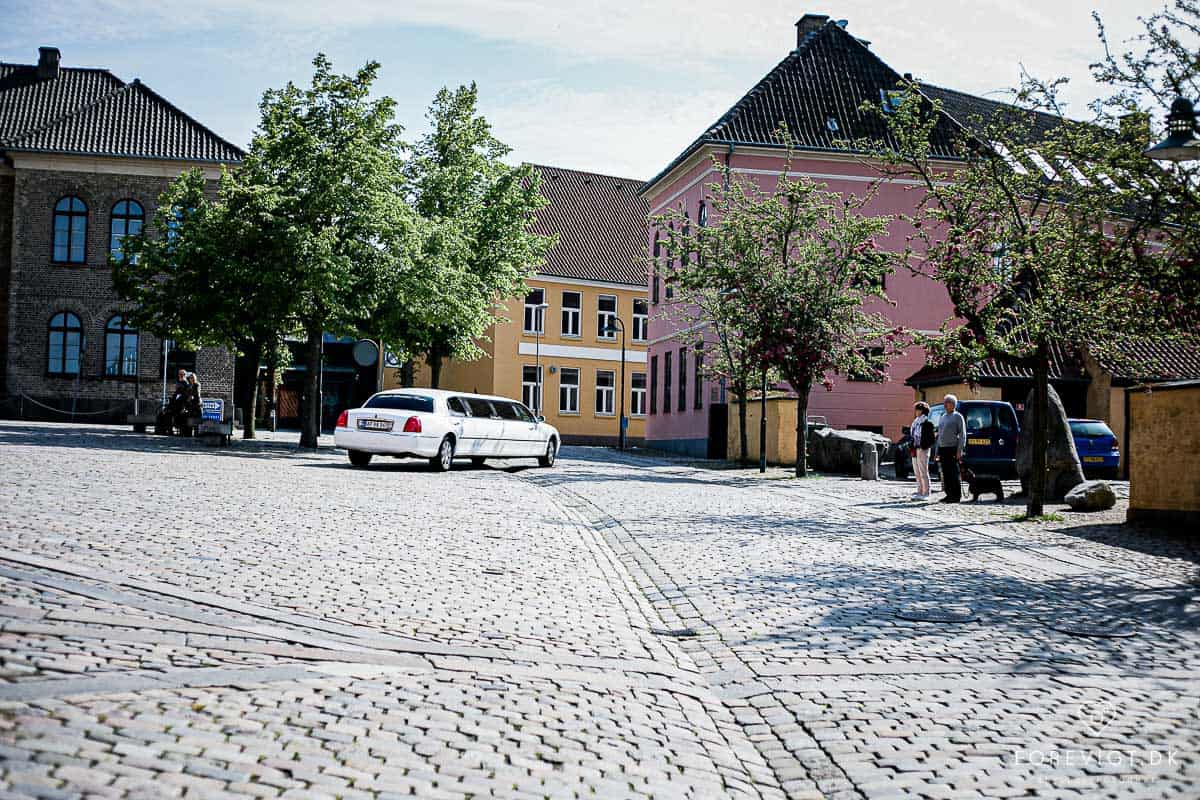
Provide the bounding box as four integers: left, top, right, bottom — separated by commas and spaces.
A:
795, 14, 831, 46
37, 47, 61, 80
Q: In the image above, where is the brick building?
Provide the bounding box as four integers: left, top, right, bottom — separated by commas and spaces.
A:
0, 47, 243, 422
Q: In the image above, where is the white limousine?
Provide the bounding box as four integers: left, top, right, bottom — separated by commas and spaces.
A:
334, 389, 561, 471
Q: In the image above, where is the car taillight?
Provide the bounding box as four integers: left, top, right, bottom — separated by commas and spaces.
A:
336, 410, 348, 428
403, 416, 422, 433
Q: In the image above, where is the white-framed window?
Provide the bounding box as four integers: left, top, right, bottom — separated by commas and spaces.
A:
991, 243, 1013, 279
522, 364, 542, 413
595, 370, 615, 415
631, 372, 646, 416
632, 298, 648, 342
559, 367, 579, 413
561, 291, 581, 337
524, 288, 545, 334
597, 295, 617, 339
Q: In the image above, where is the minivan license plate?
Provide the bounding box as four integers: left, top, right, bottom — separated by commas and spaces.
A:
358, 419, 392, 431
1083, 456, 1104, 463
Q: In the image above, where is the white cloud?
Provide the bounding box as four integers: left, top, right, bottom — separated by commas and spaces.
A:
483, 83, 741, 179
4, 0, 1161, 177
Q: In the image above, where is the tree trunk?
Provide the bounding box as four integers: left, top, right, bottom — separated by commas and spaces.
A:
1027, 351, 1050, 518
736, 390, 749, 465
241, 339, 262, 440
428, 348, 443, 390
299, 325, 322, 449
795, 382, 811, 478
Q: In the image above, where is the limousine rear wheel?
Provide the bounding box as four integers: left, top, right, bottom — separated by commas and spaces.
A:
430, 436, 455, 472
538, 439, 557, 468
348, 450, 372, 468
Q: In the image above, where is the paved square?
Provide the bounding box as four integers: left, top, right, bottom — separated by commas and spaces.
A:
1, 422, 1198, 798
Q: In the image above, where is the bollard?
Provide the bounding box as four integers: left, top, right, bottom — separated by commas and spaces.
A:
860, 444, 879, 480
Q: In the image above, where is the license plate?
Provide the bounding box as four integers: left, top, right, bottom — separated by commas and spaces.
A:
357, 418, 393, 431
1083, 456, 1104, 463
967, 438, 991, 446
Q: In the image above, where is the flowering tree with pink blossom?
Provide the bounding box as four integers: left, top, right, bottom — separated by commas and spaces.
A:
863, 78, 1195, 516
655, 149, 906, 477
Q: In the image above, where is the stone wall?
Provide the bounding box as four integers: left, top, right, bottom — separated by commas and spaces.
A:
1127, 382, 1200, 526
3, 167, 233, 421
0, 170, 14, 394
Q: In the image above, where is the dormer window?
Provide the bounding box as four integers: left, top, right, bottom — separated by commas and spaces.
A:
880, 89, 906, 114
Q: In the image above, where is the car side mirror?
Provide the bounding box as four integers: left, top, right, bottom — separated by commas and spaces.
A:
536, 415, 545, 423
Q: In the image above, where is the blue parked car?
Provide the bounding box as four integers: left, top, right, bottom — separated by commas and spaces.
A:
897, 400, 1020, 480
1069, 418, 1121, 479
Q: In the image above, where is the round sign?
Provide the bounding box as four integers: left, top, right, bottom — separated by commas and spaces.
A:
352, 339, 380, 367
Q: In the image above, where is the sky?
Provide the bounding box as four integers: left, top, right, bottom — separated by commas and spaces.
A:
1, 0, 1162, 180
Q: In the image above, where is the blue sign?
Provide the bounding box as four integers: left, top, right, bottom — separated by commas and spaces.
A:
201, 398, 224, 421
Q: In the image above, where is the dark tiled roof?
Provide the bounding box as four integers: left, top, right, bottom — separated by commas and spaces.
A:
0, 61, 243, 163
529, 165, 648, 287
643, 20, 1064, 193
906, 339, 1200, 386
919, 83, 1062, 142
906, 342, 1088, 386
1102, 338, 1200, 383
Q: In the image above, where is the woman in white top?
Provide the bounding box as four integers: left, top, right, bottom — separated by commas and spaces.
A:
911, 401, 933, 499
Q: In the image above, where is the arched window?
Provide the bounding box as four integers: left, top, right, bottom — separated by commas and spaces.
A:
47, 312, 82, 375
104, 315, 138, 377
53, 196, 87, 263
698, 201, 707, 228
110, 200, 144, 262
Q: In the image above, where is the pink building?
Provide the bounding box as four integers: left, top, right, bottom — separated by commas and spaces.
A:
639, 13, 1008, 456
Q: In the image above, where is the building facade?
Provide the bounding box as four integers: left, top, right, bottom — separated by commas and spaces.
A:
640, 14, 993, 456
0, 47, 243, 422
392, 165, 650, 446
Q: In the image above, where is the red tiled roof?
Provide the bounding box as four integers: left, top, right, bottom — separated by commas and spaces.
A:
1, 61, 243, 163
529, 165, 648, 287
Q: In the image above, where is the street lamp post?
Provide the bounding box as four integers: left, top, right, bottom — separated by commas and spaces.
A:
604, 318, 627, 451
534, 302, 550, 417
1145, 97, 1200, 162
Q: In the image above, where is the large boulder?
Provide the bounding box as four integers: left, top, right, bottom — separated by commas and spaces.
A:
808, 427, 891, 474
1064, 480, 1117, 512
1016, 384, 1085, 500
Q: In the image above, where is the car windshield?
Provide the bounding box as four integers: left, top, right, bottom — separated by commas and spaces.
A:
364, 394, 434, 413
1070, 420, 1113, 438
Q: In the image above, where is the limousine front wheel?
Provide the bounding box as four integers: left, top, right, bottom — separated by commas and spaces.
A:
430, 436, 455, 472
538, 440, 557, 468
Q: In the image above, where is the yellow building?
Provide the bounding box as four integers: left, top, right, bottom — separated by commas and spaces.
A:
387, 165, 650, 446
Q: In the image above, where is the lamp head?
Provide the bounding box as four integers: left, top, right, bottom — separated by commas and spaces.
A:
1145, 97, 1200, 162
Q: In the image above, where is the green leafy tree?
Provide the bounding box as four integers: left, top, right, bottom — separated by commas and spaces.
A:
112, 169, 296, 440
395, 83, 554, 387
864, 81, 1190, 515
248, 54, 412, 447
657, 152, 904, 476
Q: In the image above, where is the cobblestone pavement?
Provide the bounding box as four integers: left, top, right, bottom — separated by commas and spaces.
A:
1, 422, 1198, 799
523, 450, 1200, 799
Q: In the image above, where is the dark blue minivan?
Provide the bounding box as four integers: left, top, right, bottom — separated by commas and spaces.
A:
927, 400, 1021, 478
